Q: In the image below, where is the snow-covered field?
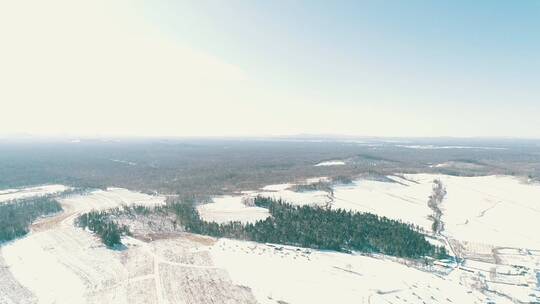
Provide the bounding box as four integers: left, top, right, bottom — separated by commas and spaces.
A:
314, 160, 345, 166
59, 187, 166, 213
199, 173, 540, 303
198, 183, 330, 224
1, 228, 256, 304
258, 187, 329, 207
396, 145, 506, 150
0, 188, 169, 304
0, 186, 260, 304
331, 175, 435, 231
211, 238, 489, 304
197, 196, 270, 224
0, 185, 68, 203
237, 174, 540, 250
2, 174, 540, 303
433, 175, 540, 249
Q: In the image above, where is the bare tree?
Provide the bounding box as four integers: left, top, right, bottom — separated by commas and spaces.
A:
428, 179, 447, 234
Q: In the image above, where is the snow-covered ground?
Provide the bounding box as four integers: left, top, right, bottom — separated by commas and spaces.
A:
243, 174, 540, 250
258, 186, 329, 207
0, 253, 36, 304
110, 159, 137, 166
3, 174, 540, 303
59, 187, 166, 213
211, 238, 488, 304
396, 145, 506, 150
0, 184, 68, 203
1, 228, 256, 304
331, 174, 540, 250
205, 175, 433, 231
432, 174, 540, 249
0, 187, 168, 304
331, 175, 434, 231
197, 196, 270, 224
304, 176, 330, 184
324, 174, 540, 250
314, 160, 345, 166
199, 173, 540, 303
198, 181, 330, 224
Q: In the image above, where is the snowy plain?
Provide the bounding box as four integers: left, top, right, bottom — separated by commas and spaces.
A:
314, 160, 345, 166
1, 188, 167, 304
211, 238, 488, 304
200, 173, 540, 303
197, 195, 270, 224
2, 173, 540, 303
0, 185, 68, 203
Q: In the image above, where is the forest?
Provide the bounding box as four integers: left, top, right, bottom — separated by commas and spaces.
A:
0, 197, 62, 243
2, 138, 534, 199
83, 197, 447, 259
76, 210, 131, 248
175, 197, 447, 259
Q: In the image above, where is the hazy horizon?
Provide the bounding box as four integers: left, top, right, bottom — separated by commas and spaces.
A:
3, 133, 540, 143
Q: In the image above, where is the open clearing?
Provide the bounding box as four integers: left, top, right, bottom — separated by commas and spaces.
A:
1, 188, 258, 304
2, 174, 540, 303
197, 196, 270, 224
314, 160, 346, 166
199, 174, 540, 303
222, 174, 540, 250
211, 238, 489, 304
0, 185, 68, 203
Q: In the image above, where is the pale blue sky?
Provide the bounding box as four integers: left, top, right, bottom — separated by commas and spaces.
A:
1, 1, 539, 137
143, 0, 539, 107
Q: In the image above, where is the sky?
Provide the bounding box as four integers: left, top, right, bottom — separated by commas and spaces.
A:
0, 0, 539, 138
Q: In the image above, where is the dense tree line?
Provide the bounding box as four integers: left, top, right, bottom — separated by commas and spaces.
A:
0, 197, 62, 243
172, 197, 447, 259
76, 210, 130, 248
79, 197, 446, 258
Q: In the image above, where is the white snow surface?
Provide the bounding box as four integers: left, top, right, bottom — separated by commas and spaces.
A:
0, 185, 68, 203
199, 181, 330, 225
211, 239, 487, 304
197, 196, 270, 224
331, 176, 434, 232
304, 176, 330, 183
257, 187, 329, 206
396, 145, 506, 150
60, 187, 166, 213
200, 174, 540, 302
260, 183, 292, 191
253, 174, 540, 250
1, 187, 166, 304
431, 174, 540, 249
3, 175, 540, 303
314, 160, 346, 166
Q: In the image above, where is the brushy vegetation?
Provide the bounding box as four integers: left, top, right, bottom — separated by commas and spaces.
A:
76, 210, 131, 248
0, 197, 62, 243
428, 179, 447, 234
291, 181, 333, 193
